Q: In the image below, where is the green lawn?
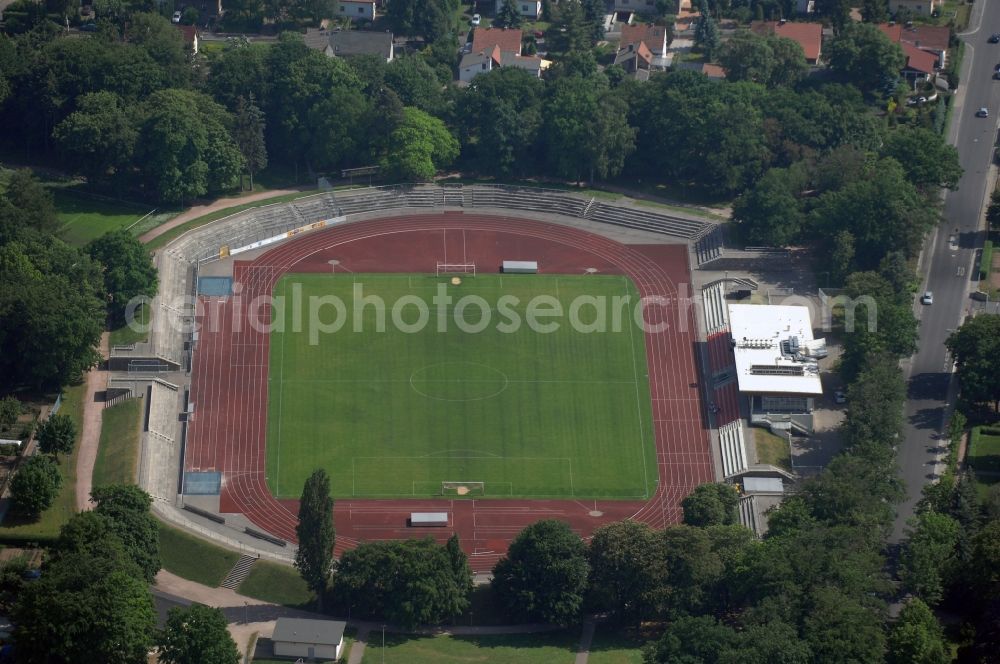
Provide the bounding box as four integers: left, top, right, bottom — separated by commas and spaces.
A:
157, 521, 239, 587
237, 559, 312, 607
0, 384, 84, 544
753, 427, 791, 470
108, 304, 150, 347
92, 397, 143, 488
587, 626, 647, 664
53, 189, 151, 246
969, 426, 1000, 473
266, 273, 657, 500
360, 632, 578, 664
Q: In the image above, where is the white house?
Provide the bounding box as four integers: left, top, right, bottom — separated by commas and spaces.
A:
271, 618, 347, 661
459, 46, 500, 84
337, 0, 376, 21
494, 0, 542, 18
613, 0, 659, 17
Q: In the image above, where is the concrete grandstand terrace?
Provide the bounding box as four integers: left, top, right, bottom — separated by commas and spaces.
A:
183, 214, 714, 572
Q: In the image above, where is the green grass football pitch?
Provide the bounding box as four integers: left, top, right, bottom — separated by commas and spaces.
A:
265, 273, 657, 500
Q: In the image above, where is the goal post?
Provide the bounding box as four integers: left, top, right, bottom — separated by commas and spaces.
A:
441, 481, 485, 497
436, 262, 476, 277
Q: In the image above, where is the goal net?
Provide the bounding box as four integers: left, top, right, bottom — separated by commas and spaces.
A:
441, 481, 485, 497
436, 262, 476, 276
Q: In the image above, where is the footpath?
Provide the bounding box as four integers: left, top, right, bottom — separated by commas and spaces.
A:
75, 332, 108, 510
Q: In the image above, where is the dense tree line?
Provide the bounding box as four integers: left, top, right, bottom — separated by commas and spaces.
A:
0, 170, 156, 389
0, 6, 955, 205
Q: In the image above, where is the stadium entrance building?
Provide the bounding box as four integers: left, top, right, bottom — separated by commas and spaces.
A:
727, 304, 826, 436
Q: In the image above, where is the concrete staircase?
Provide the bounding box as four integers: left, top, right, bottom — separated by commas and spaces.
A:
220, 554, 257, 590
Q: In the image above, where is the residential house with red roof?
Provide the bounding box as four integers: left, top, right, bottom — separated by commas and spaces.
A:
471, 27, 523, 57
620, 22, 669, 56
877, 23, 948, 83
750, 20, 824, 64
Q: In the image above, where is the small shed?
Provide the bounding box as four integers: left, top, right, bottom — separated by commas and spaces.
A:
501, 260, 538, 274
272, 618, 347, 661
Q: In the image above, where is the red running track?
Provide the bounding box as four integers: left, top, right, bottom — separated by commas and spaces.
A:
184, 214, 714, 571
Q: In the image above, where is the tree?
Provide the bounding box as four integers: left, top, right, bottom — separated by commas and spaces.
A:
295, 468, 335, 609
12, 544, 155, 664
385, 0, 455, 41
987, 190, 1000, 232
542, 76, 635, 183
135, 89, 244, 203
334, 538, 470, 628
644, 615, 737, 663
92, 484, 161, 583
682, 483, 739, 527
0, 395, 19, 431
946, 315, 1000, 411
724, 619, 812, 664
0, 235, 105, 388
801, 586, 887, 663
811, 158, 934, 269
52, 91, 137, 187
495, 0, 523, 27
4, 169, 58, 234
815, 0, 851, 31
694, 0, 720, 58
547, 0, 592, 54
87, 230, 158, 322
881, 126, 962, 191
731, 167, 805, 246
900, 510, 960, 605
445, 534, 473, 603
718, 32, 806, 88
380, 107, 458, 181
860, 0, 888, 22
587, 520, 662, 623
157, 604, 241, 664
233, 94, 268, 191
36, 412, 76, 461
10, 455, 61, 517
826, 23, 905, 96
886, 598, 949, 664
492, 519, 589, 625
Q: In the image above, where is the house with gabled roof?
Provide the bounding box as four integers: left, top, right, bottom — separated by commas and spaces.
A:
620, 22, 669, 56
750, 20, 824, 64
471, 27, 523, 57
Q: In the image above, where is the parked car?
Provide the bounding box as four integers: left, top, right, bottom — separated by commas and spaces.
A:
921, 291, 934, 305
833, 390, 847, 405
172, 10, 182, 22
990, 33, 1000, 43
906, 96, 927, 106
471, 13, 481, 25
78, 22, 98, 31
977, 107, 990, 118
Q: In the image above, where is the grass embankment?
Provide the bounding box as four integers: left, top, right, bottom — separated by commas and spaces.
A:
144, 190, 318, 250
92, 397, 143, 488
156, 520, 312, 606
360, 631, 579, 664
980, 241, 993, 282
0, 384, 84, 544
237, 559, 313, 607
108, 305, 150, 346
266, 273, 657, 501
753, 428, 792, 470
157, 521, 239, 587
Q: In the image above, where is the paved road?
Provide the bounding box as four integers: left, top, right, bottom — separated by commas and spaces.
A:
892, 1, 1000, 542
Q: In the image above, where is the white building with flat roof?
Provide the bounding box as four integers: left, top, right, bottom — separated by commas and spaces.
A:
727, 304, 826, 423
